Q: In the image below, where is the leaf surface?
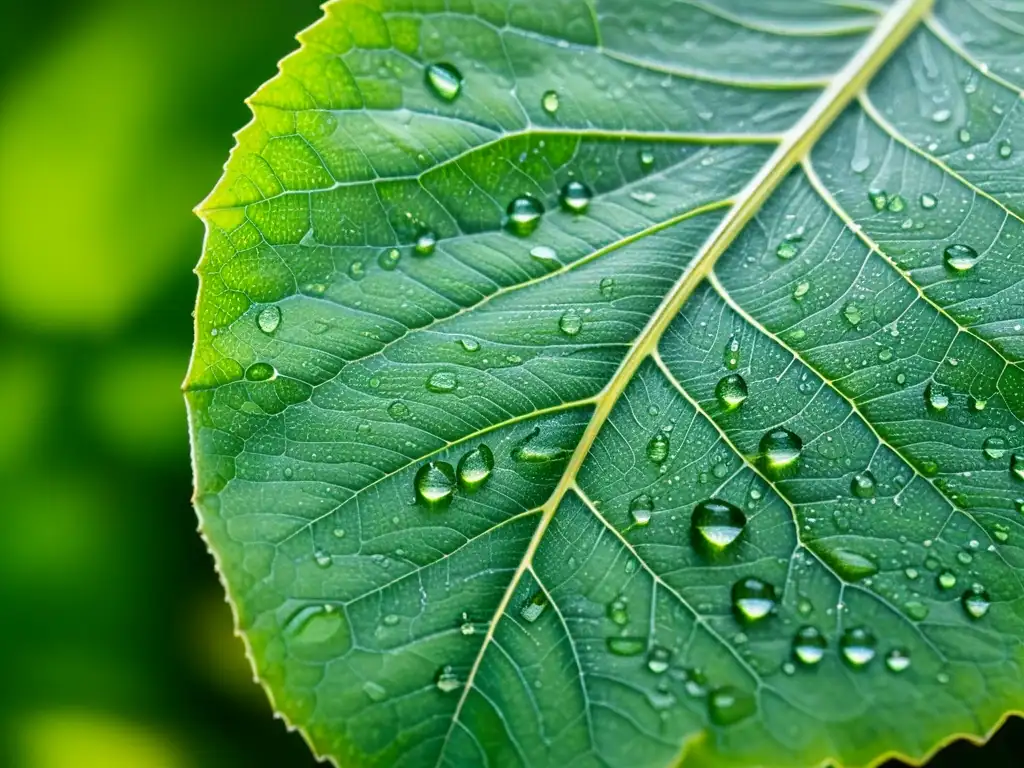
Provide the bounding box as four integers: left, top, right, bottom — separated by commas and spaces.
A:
186, 1, 1024, 765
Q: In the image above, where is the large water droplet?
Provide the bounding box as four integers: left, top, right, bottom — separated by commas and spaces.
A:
629, 493, 654, 526
760, 428, 802, 475
414, 461, 456, 509
792, 626, 826, 666
425, 62, 463, 101
731, 577, 776, 623
943, 244, 980, 272
850, 470, 877, 498
840, 627, 877, 667
558, 309, 583, 336
692, 499, 746, 550
708, 686, 755, 726
607, 636, 646, 656
560, 180, 592, 214
961, 584, 991, 619
885, 648, 911, 673
925, 381, 949, 412
257, 305, 281, 334
506, 195, 544, 236
414, 230, 437, 256
520, 591, 548, 623
426, 370, 458, 393
646, 433, 670, 464
821, 548, 878, 581
715, 374, 748, 411
457, 444, 494, 491
983, 436, 1008, 460
541, 90, 559, 115
435, 665, 462, 692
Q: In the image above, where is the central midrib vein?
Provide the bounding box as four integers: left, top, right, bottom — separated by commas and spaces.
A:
438, 0, 934, 757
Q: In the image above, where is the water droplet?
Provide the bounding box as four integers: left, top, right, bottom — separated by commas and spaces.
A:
314, 549, 331, 568
868, 188, 888, 211
286, 604, 347, 648
887, 194, 905, 213
776, 242, 798, 260
962, 584, 991, 619
931, 108, 951, 123
506, 195, 544, 236
414, 230, 437, 256
606, 597, 629, 626
511, 427, 568, 463
943, 244, 979, 272
715, 374, 748, 411
821, 548, 877, 581
414, 461, 456, 509
840, 626, 877, 667
920, 193, 937, 209
1011, 454, 1024, 481
878, 347, 894, 362
723, 335, 741, 370
629, 493, 654, 526
793, 626, 826, 666
560, 180, 592, 213
558, 309, 583, 336
793, 281, 810, 301
599, 277, 615, 298
520, 591, 548, 622
937, 570, 957, 590
348, 260, 366, 280
457, 445, 494, 491
843, 302, 862, 326
362, 681, 387, 701
708, 686, 755, 726
850, 470, 877, 498
983, 436, 1008, 460
646, 646, 672, 674
530, 245, 559, 269
458, 338, 480, 353
905, 600, 929, 621
426, 370, 458, 393
541, 90, 559, 115
731, 577, 777, 623
760, 428, 802, 475
958, 127, 972, 144
435, 665, 462, 692
638, 149, 655, 172
425, 62, 462, 101
692, 499, 746, 550
387, 400, 409, 420
257, 305, 281, 334
378, 247, 401, 270
925, 381, 950, 412
646, 433, 670, 464
885, 648, 911, 673
606, 636, 646, 656
245, 362, 275, 382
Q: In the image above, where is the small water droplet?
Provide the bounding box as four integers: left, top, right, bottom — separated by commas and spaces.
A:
692, 499, 746, 550
511, 427, 568, 463
998, 139, 1013, 158
868, 188, 888, 211
793, 281, 810, 301
760, 428, 802, 476
348, 260, 366, 280
793, 626, 826, 666
457, 444, 494, 491
435, 665, 462, 692
506, 195, 544, 236
520, 591, 548, 623
925, 381, 950, 412
887, 194, 905, 213
937, 570, 957, 590
558, 309, 583, 336
931, 108, 951, 123
314, 550, 331, 568
599, 277, 615, 298
257, 305, 281, 334
426, 370, 458, 393
629, 493, 654, 526
541, 89, 559, 115
387, 400, 409, 420
920, 193, 937, 209
414, 230, 437, 256
731, 577, 777, 623
708, 686, 755, 726
878, 347, 893, 362
715, 374, 748, 411
607, 636, 646, 656
638, 149, 655, 172
843, 302, 862, 326
530, 245, 559, 269
414, 461, 456, 509
1011, 454, 1024, 481
943, 244, 979, 272
776, 242, 798, 260
363, 680, 387, 701
607, 597, 629, 626
245, 362, 275, 382
885, 648, 911, 673
905, 600, 929, 621
840, 627, 877, 667
425, 62, 462, 101
983, 436, 1008, 460
962, 584, 991, 619
822, 548, 878, 581
458, 338, 480, 353
378, 247, 401, 270
958, 127, 972, 144
850, 470, 877, 498
646, 646, 672, 674
560, 180, 592, 214
646, 433, 670, 464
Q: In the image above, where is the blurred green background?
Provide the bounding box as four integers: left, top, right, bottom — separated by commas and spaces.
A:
0, 1, 1019, 766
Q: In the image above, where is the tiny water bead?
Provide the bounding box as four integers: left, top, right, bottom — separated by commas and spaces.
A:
850, 470, 877, 498
378, 247, 401, 270
457, 444, 494, 491
558, 309, 583, 336
426, 370, 458, 393
425, 62, 463, 101
506, 195, 545, 236
961, 584, 991, 619
723, 335, 741, 369
692, 499, 746, 550
731, 577, 777, 623
607, 636, 646, 656
715, 374, 748, 411
520, 591, 548, 623
925, 381, 950, 412
414, 230, 437, 256
840, 627, 877, 667
885, 648, 911, 673
245, 362, 276, 381
760, 428, 802, 475
943, 243, 980, 272
792, 626, 827, 666
639, 149, 655, 172
646, 433, 670, 464
560, 180, 592, 213
414, 461, 456, 509
983, 436, 1008, 460
541, 89, 560, 115
257, 305, 281, 334
435, 665, 462, 693
708, 686, 755, 726
629, 493, 654, 526
998, 139, 1013, 159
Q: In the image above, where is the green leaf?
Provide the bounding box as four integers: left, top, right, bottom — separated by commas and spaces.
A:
186, 1, 1024, 765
